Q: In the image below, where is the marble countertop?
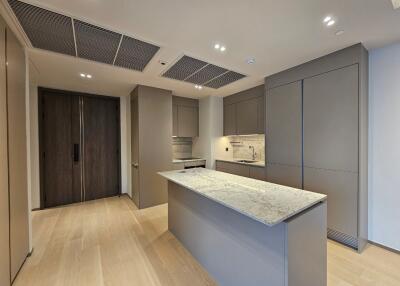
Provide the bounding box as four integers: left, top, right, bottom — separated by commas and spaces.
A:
216, 158, 265, 167
159, 168, 326, 227
173, 158, 206, 164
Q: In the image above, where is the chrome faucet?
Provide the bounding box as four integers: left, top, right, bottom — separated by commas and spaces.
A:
249, 146, 256, 160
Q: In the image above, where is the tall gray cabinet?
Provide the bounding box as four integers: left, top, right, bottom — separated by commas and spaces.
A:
265, 44, 368, 251
131, 85, 173, 209
0, 15, 30, 285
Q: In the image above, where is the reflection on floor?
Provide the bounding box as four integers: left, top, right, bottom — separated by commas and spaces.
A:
13, 196, 400, 286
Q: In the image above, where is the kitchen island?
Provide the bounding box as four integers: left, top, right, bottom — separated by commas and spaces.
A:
159, 168, 327, 286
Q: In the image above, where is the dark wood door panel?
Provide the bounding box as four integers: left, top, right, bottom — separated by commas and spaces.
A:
83, 96, 120, 201
40, 91, 80, 208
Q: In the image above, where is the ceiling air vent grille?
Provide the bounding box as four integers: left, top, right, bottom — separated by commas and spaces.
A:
8, 0, 160, 71
185, 64, 228, 85
114, 35, 160, 71
8, 0, 76, 56
74, 20, 121, 64
204, 71, 246, 89
163, 56, 208, 81
162, 55, 246, 89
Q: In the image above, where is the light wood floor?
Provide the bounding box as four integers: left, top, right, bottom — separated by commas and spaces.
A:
14, 196, 400, 286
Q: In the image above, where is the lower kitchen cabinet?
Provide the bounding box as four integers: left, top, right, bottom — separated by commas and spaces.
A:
216, 160, 265, 181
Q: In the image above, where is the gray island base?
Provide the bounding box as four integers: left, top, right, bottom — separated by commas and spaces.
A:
159, 168, 327, 286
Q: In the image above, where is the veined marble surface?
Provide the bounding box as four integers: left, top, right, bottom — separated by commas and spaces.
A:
216, 158, 265, 167
159, 168, 326, 227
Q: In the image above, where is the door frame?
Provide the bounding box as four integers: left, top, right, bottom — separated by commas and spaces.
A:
38, 87, 122, 209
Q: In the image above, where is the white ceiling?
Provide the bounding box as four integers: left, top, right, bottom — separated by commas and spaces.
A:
11, 0, 400, 98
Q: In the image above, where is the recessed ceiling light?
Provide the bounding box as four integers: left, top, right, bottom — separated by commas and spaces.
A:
86, 74, 92, 79
335, 30, 345, 36
220, 46, 226, 52
80, 73, 86, 78
194, 85, 203, 90
247, 58, 255, 64
323, 16, 332, 23
214, 44, 220, 50
327, 20, 335, 26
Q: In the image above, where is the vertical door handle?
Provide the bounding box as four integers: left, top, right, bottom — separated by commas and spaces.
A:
74, 143, 80, 162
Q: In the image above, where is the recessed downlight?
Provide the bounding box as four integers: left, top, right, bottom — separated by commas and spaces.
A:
194, 85, 203, 90
323, 16, 332, 23
214, 43, 226, 52
220, 46, 226, 52
80, 73, 92, 79
214, 44, 220, 50
327, 20, 335, 26
247, 58, 255, 64
335, 30, 345, 36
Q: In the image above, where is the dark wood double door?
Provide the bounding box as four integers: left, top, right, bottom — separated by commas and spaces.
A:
39, 88, 121, 208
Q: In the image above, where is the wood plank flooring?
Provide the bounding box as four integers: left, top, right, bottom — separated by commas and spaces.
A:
13, 196, 400, 286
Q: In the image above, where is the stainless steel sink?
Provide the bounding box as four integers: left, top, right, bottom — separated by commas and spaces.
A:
235, 160, 258, 164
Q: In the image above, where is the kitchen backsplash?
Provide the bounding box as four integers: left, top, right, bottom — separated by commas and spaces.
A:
228, 135, 265, 161
172, 137, 193, 159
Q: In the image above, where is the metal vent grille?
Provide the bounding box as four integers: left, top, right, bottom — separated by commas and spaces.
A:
185, 64, 228, 85
8, 0, 75, 56
163, 56, 208, 81
114, 35, 159, 71
74, 20, 121, 64
328, 228, 358, 250
205, 71, 246, 89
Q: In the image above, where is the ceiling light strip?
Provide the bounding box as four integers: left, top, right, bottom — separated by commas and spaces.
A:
201, 70, 230, 86
112, 35, 124, 65
71, 18, 78, 57
183, 63, 210, 81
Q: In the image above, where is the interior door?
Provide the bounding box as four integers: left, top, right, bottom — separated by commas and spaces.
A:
6, 27, 29, 281
40, 90, 81, 208
266, 81, 303, 188
83, 96, 120, 201
0, 17, 10, 286
131, 94, 140, 207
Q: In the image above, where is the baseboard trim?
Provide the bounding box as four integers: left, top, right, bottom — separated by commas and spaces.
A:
11, 251, 30, 284
368, 240, 400, 255
31, 208, 40, 211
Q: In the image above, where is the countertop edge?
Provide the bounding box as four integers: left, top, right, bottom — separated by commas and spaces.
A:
216, 159, 265, 168
158, 170, 326, 227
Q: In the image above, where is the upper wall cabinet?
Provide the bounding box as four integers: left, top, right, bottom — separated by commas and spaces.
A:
223, 85, 265, 136
172, 96, 199, 137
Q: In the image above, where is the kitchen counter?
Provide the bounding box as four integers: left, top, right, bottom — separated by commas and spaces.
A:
159, 168, 327, 286
172, 158, 206, 164
159, 168, 325, 226
215, 158, 265, 167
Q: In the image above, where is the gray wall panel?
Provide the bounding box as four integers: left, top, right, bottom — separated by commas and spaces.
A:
266, 164, 302, 189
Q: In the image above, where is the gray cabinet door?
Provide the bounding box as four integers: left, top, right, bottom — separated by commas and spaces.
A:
257, 95, 265, 134
266, 81, 302, 187
266, 164, 302, 189
223, 104, 236, 136
216, 161, 249, 177
7, 28, 29, 281
304, 167, 358, 239
0, 18, 10, 286
249, 166, 266, 181
303, 64, 359, 172
236, 98, 259, 135
178, 106, 198, 137
266, 81, 302, 166
172, 104, 178, 137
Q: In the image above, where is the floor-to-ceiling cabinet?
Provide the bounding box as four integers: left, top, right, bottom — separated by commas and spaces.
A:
0, 15, 30, 285
39, 88, 121, 208
265, 44, 368, 252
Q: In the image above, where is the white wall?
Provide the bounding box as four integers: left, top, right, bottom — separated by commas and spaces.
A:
369, 41, 400, 251
193, 96, 232, 169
